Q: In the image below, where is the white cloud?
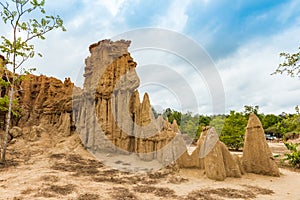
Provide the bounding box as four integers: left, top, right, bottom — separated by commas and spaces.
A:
25, 0, 129, 81
95, 0, 126, 17
216, 25, 300, 114
154, 0, 191, 32
2, 0, 299, 116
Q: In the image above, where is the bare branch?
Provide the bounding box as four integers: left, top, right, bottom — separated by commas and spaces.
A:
15, 54, 30, 70
15, 0, 20, 15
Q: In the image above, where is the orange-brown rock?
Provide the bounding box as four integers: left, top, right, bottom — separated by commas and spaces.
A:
176, 127, 210, 169
220, 142, 242, 178
177, 127, 241, 181
0, 67, 75, 139
73, 39, 183, 164
17, 75, 75, 137
242, 113, 280, 177
204, 143, 226, 181
0, 54, 5, 67
171, 119, 180, 133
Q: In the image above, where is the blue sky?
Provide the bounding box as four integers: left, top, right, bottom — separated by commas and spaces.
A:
1, 0, 300, 114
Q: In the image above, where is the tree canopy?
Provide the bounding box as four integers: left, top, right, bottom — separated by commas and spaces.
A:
157, 105, 300, 150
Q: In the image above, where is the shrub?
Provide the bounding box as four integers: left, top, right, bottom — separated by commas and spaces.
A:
283, 143, 300, 168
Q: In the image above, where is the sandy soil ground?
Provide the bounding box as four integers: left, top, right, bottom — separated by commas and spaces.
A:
0, 133, 299, 200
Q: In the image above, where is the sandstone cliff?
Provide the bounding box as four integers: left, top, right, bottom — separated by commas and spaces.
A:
73, 39, 185, 164
0, 73, 76, 139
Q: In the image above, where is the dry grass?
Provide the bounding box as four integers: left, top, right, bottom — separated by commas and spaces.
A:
40, 175, 60, 182
243, 185, 274, 195
34, 190, 57, 198
43, 184, 76, 196
110, 187, 139, 200
185, 186, 275, 200
77, 193, 100, 200
133, 185, 178, 198
49, 153, 66, 160
92, 175, 127, 184
0, 159, 19, 171
133, 185, 157, 193
20, 188, 36, 195
50, 153, 104, 176
207, 188, 255, 199
184, 190, 217, 200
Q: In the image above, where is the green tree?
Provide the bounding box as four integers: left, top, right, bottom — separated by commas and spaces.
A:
196, 115, 211, 137
209, 115, 225, 136
262, 114, 281, 129
295, 105, 299, 115
244, 105, 259, 116
277, 114, 300, 140
220, 111, 247, 150
262, 114, 283, 137
162, 108, 182, 125
198, 115, 211, 127
0, 0, 65, 164
273, 46, 300, 77
180, 112, 199, 138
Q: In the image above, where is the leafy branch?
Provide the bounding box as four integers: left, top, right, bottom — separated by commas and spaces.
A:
273, 47, 300, 78
0, 0, 65, 76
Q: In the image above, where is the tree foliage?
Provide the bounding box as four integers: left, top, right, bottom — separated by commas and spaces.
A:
283, 143, 300, 168
219, 111, 247, 150
180, 112, 198, 138
273, 46, 300, 77
0, 95, 21, 118
157, 105, 300, 151
209, 115, 225, 136
163, 108, 182, 125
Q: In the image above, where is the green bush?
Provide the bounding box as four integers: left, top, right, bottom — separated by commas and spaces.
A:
283, 143, 300, 168
219, 111, 247, 150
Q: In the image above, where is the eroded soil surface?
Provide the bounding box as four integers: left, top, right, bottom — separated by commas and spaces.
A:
0, 134, 299, 200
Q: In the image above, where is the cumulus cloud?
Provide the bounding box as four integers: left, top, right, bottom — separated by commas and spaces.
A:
25, 0, 130, 81
217, 25, 300, 114
154, 0, 191, 32
1, 0, 299, 115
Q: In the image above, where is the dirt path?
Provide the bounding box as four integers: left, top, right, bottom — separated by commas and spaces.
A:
0, 135, 299, 200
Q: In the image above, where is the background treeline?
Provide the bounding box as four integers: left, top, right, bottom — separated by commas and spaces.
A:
155, 105, 300, 150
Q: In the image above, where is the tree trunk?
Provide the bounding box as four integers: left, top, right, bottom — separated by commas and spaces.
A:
0, 86, 14, 164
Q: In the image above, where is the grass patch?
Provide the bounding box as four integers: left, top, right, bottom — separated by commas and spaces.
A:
110, 187, 138, 200
77, 193, 100, 200
45, 184, 76, 196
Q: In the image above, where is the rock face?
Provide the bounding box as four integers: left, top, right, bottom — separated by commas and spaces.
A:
0, 63, 75, 139
242, 113, 280, 177
177, 127, 241, 181
176, 127, 210, 169
17, 76, 75, 137
0, 54, 4, 67
73, 39, 185, 164
203, 128, 242, 181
